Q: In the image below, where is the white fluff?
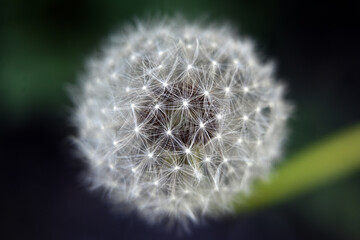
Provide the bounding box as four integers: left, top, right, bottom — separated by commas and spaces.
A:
72, 19, 291, 228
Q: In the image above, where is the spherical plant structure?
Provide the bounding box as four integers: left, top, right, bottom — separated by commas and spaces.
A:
72, 19, 291, 227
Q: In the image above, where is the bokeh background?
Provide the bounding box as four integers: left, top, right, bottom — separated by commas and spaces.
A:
1, 0, 359, 239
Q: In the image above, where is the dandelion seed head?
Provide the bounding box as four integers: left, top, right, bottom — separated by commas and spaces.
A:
72, 18, 291, 228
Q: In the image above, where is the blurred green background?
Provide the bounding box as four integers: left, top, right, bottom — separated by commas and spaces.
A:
1, 0, 359, 239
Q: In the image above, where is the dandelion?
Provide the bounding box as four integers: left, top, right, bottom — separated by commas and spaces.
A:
72, 18, 291, 228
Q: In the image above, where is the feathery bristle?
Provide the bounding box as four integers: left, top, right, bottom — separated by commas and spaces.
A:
72, 18, 291, 229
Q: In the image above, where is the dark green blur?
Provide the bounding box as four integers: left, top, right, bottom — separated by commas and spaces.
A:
1, 1, 359, 239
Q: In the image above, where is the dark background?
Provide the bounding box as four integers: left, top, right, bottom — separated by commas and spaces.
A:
1, 0, 360, 239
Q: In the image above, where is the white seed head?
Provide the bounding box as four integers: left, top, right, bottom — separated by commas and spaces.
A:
72, 18, 291, 228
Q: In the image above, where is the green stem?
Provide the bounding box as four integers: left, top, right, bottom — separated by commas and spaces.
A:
234, 124, 360, 213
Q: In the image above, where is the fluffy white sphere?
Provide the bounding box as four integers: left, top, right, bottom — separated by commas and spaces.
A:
72, 19, 291, 227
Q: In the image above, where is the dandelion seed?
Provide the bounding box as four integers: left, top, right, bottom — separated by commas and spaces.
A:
72, 18, 291, 228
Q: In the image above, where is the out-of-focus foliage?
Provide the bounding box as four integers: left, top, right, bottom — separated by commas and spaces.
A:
1, 0, 359, 238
